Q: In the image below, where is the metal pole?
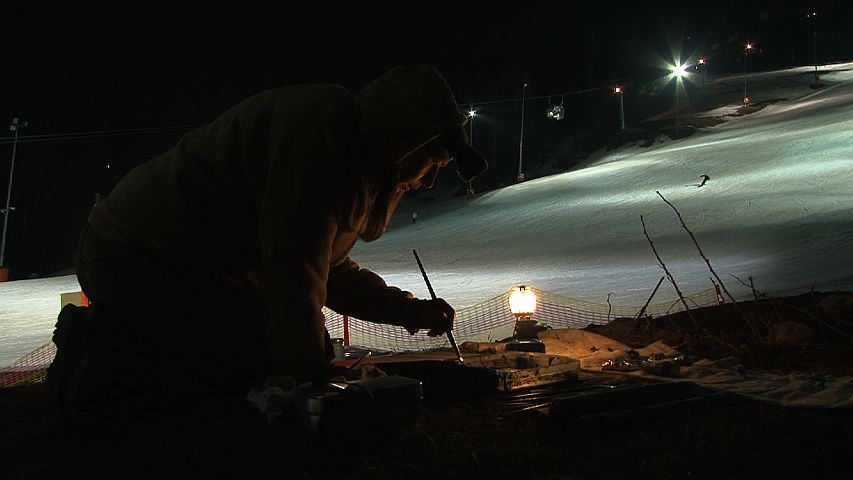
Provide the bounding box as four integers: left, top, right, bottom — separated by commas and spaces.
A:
813, 30, 818, 73
618, 92, 625, 130
468, 110, 474, 193
813, 28, 819, 85
469, 110, 474, 146
809, 12, 818, 75
743, 48, 748, 103
674, 80, 680, 135
1, 121, 23, 267
517, 83, 527, 183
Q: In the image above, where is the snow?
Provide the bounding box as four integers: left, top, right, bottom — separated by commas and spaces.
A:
2, 62, 852, 367
0, 275, 82, 366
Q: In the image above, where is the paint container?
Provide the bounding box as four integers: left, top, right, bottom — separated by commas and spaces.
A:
332, 338, 345, 360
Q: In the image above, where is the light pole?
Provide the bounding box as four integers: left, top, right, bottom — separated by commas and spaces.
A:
671, 64, 686, 135
698, 57, 707, 87
614, 85, 625, 130
468, 107, 476, 146
1, 117, 27, 273
743, 42, 753, 104
517, 82, 527, 183
807, 11, 819, 85
467, 108, 476, 196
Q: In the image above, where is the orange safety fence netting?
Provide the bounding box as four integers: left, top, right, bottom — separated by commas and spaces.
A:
0, 286, 720, 388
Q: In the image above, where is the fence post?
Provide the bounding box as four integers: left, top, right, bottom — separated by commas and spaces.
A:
343, 314, 349, 346
713, 282, 725, 304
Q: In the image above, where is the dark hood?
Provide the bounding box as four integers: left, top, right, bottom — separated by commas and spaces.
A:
355, 64, 468, 179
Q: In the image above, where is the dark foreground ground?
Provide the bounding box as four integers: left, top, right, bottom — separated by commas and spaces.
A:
2, 291, 852, 480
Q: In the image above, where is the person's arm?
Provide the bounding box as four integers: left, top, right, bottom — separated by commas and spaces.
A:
326, 257, 454, 336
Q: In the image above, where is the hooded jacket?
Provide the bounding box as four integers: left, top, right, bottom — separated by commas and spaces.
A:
87, 64, 467, 379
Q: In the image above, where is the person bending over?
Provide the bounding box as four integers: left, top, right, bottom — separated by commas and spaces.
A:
57, 64, 487, 427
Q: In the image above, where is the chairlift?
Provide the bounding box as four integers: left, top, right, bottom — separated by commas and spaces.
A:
546, 96, 564, 120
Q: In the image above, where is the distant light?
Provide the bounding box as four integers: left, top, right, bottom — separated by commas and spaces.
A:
614, 85, 622, 94
469, 109, 476, 117
746, 42, 753, 51
743, 96, 750, 105
672, 64, 687, 77
699, 57, 706, 65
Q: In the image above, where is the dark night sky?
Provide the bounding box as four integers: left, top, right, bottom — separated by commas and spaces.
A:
1, 1, 850, 278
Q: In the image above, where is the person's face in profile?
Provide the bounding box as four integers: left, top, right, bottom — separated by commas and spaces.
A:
397, 139, 452, 191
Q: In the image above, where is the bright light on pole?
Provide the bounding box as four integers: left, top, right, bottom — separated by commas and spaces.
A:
517, 83, 527, 183
468, 108, 476, 146
1, 117, 28, 272
743, 42, 753, 104
698, 57, 707, 86
614, 85, 625, 130
807, 11, 819, 85
467, 108, 476, 195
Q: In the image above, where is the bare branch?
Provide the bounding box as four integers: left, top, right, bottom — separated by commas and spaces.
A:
728, 273, 767, 339
640, 214, 698, 329
636, 276, 665, 320
656, 190, 740, 306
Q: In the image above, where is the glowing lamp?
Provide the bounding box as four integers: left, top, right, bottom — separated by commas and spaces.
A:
506, 285, 545, 353
509, 285, 537, 319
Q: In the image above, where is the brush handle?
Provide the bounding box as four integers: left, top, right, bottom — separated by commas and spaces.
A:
412, 249, 463, 362
412, 249, 437, 299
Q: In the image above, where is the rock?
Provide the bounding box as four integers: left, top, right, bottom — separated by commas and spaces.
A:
817, 294, 853, 323
771, 321, 815, 345
459, 341, 506, 354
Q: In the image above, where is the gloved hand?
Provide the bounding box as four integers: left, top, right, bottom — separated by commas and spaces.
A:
403, 298, 455, 336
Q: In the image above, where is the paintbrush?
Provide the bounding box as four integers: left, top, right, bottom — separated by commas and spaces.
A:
412, 249, 464, 363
